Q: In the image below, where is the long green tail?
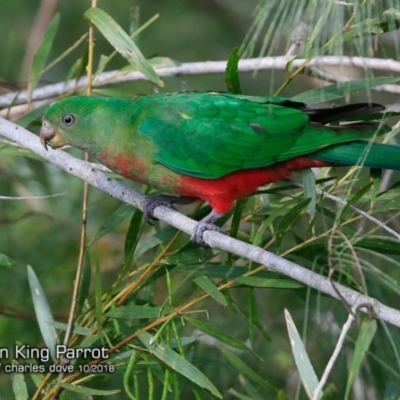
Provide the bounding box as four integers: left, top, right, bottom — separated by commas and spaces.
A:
310, 141, 400, 171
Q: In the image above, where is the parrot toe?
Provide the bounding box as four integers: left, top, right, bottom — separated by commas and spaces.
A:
143, 195, 194, 224
191, 222, 227, 247
190, 210, 227, 247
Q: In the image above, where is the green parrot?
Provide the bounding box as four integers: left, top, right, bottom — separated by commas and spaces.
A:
40, 92, 400, 245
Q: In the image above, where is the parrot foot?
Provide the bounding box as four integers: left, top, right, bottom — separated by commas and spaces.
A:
143, 195, 194, 224
191, 210, 227, 247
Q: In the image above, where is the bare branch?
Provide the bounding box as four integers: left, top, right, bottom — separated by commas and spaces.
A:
1, 116, 400, 328
1, 56, 400, 108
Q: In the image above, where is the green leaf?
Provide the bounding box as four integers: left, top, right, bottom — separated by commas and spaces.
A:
94, 260, 103, 339
229, 198, 246, 244
0, 253, 16, 268
276, 197, 311, 236
60, 382, 120, 395
308, 3, 333, 48
89, 203, 133, 245
235, 276, 304, 289
252, 199, 295, 247
121, 207, 143, 275
219, 345, 277, 393
16, 102, 50, 128
42, 32, 88, 75
78, 251, 91, 311
246, 288, 256, 345
340, 181, 373, 217
27, 266, 58, 360
12, 370, 28, 400
292, 76, 400, 103
225, 47, 242, 94
383, 382, 399, 400
341, 9, 400, 42
134, 226, 178, 260
284, 309, 320, 399
344, 319, 377, 400
302, 168, 316, 220
95, 13, 160, 76
137, 329, 222, 398
106, 305, 174, 319
47, 321, 91, 336
84, 7, 163, 86
193, 276, 227, 306
355, 236, 400, 255
166, 248, 215, 266
232, 376, 265, 400
28, 13, 60, 101
185, 317, 257, 357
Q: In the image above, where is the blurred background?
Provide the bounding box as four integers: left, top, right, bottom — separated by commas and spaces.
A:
1, 1, 400, 399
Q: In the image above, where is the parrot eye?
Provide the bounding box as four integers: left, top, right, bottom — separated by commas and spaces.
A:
62, 114, 76, 127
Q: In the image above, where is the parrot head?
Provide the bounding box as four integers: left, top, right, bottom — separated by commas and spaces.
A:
40, 96, 119, 152
40, 113, 72, 150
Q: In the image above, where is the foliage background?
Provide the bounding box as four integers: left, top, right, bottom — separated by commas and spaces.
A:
1, 0, 400, 399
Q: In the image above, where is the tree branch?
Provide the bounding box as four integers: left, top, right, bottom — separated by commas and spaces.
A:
1, 55, 400, 108
1, 117, 400, 328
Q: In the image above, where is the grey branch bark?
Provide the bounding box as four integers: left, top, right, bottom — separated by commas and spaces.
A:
1, 55, 400, 108
1, 117, 400, 328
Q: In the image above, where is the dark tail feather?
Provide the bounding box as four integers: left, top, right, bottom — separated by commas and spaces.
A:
303, 103, 385, 124
310, 141, 400, 171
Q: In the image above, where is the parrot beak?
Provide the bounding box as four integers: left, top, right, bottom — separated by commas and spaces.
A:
40, 120, 67, 150
40, 120, 55, 151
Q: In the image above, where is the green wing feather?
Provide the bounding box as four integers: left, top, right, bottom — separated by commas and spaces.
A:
137, 92, 387, 179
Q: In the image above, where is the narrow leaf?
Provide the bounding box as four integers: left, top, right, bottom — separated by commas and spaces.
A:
123, 208, 143, 269
78, 251, 91, 311
42, 33, 88, 74
292, 76, 400, 103
383, 382, 399, 400
134, 226, 178, 260
106, 305, 174, 319
219, 345, 276, 393
0, 253, 16, 268
193, 276, 227, 306
89, 203, 133, 245
137, 329, 222, 398
94, 260, 103, 338
28, 13, 60, 100
285, 309, 320, 399
277, 198, 311, 235
235, 276, 304, 289
12, 370, 28, 400
225, 47, 242, 94
84, 8, 163, 86
302, 168, 316, 220
185, 317, 257, 356
344, 319, 377, 400
341, 9, 400, 41
166, 248, 214, 266
340, 182, 373, 217
60, 382, 120, 395
27, 266, 58, 360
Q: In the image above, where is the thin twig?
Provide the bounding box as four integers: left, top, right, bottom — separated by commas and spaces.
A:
59, 0, 97, 385
312, 301, 369, 400
1, 117, 400, 328
289, 179, 400, 242
1, 56, 400, 108
0, 193, 65, 200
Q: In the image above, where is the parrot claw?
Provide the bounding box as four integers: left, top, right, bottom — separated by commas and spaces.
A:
190, 210, 227, 247
143, 195, 193, 224
143, 196, 227, 247
191, 222, 227, 247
